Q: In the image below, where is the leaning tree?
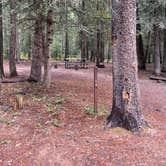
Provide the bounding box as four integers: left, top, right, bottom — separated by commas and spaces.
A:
107, 0, 148, 133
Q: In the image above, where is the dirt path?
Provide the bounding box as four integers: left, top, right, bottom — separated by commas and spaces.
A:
0, 62, 166, 166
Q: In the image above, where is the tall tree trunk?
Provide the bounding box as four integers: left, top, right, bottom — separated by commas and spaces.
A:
80, 0, 88, 61
0, 0, 4, 77
64, 31, 69, 60
29, 14, 43, 82
90, 50, 95, 62
96, 0, 105, 67
81, 31, 88, 61
96, 28, 100, 67
107, 30, 111, 63
16, 27, 20, 63
9, 0, 17, 77
137, 33, 146, 70
162, 29, 166, 72
145, 31, 151, 63
86, 44, 89, 60
100, 32, 105, 63
96, 1, 100, 67
64, 1, 69, 60
96, 26, 105, 67
136, 4, 146, 70
153, 25, 161, 76
43, 9, 54, 88
28, 31, 32, 60
107, 0, 147, 133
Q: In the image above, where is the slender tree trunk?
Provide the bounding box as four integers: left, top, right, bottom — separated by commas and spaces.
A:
137, 32, 146, 70
107, 0, 147, 133
81, 31, 88, 61
64, 1, 69, 60
90, 50, 95, 62
136, 3, 146, 70
100, 32, 105, 64
9, 0, 17, 77
0, 0, 4, 77
28, 32, 32, 60
16, 27, 20, 63
86, 44, 89, 60
80, 0, 88, 61
96, 25, 105, 67
162, 29, 166, 72
153, 25, 161, 76
64, 31, 69, 60
43, 9, 54, 88
29, 14, 43, 82
107, 31, 111, 63
145, 31, 151, 63
96, 28, 100, 67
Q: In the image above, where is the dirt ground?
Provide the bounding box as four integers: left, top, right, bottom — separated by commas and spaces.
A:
0, 61, 166, 166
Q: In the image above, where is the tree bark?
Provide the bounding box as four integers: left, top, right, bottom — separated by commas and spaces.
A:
96, 28, 100, 67
153, 25, 161, 76
137, 33, 146, 70
0, 0, 4, 77
96, 26, 105, 67
81, 31, 88, 61
28, 31, 32, 60
107, 0, 147, 133
145, 31, 151, 63
90, 50, 95, 62
136, 3, 146, 70
43, 9, 54, 88
29, 14, 43, 82
162, 29, 166, 72
100, 31, 105, 64
9, 0, 17, 77
64, 31, 69, 60
107, 30, 111, 63
64, 1, 69, 60
16, 27, 20, 63
80, 0, 88, 61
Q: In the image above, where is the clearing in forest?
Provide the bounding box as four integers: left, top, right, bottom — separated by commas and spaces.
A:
0, 62, 166, 165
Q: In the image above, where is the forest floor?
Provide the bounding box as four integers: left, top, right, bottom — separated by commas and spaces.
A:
0, 61, 166, 166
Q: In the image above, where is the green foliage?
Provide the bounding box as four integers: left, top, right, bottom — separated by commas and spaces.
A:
2, 0, 112, 59
0, 118, 5, 123
37, 123, 43, 129
55, 97, 66, 105
86, 106, 96, 115
138, 0, 166, 32
86, 105, 109, 117
13, 112, 22, 116
45, 104, 55, 113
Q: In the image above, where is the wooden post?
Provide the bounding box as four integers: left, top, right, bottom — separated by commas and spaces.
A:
94, 67, 98, 113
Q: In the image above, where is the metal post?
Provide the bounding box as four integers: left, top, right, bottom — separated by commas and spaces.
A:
94, 67, 98, 113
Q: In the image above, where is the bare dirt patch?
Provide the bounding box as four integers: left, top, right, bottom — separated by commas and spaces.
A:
0, 62, 166, 165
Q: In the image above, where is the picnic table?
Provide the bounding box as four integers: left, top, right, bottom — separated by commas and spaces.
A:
65, 59, 88, 69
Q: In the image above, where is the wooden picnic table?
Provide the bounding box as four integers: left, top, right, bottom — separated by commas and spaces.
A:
65, 60, 88, 69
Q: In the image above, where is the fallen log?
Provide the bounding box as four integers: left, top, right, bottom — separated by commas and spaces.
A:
150, 75, 166, 82
0, 79, 28, 83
